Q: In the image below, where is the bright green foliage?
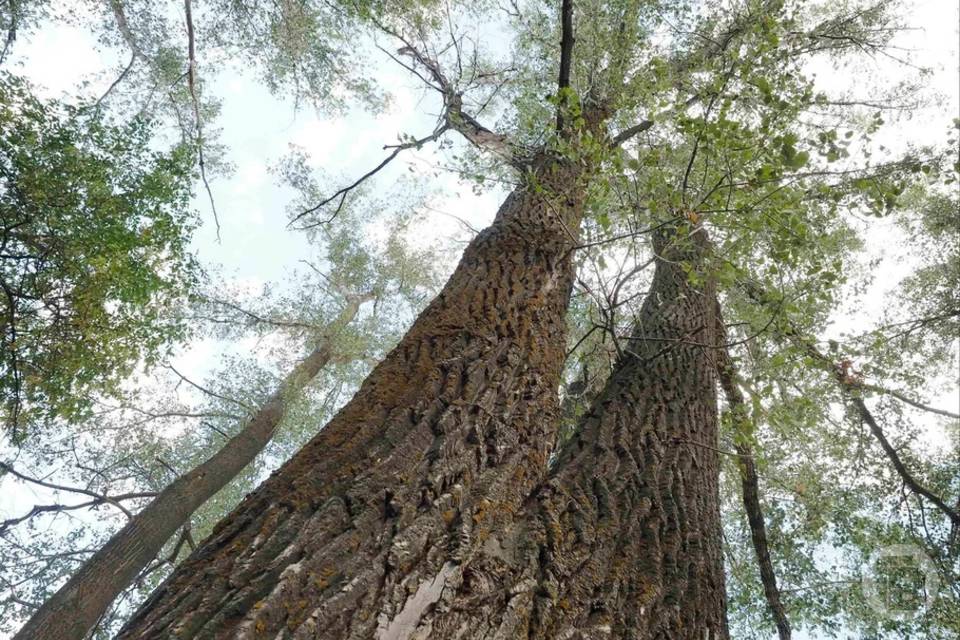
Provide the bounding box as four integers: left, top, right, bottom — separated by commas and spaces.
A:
0, 74, 200, 441
536, 1, 958, 637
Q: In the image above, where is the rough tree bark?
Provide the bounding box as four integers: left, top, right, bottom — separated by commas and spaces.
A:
114, 151, 602, 639
381, 224, 729, 639
14, 293, 372, 640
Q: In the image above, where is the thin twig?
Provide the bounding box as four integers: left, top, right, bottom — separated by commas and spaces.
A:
95, 51, 137, 110
184, 0, 220, 241
288, 125, 449, 228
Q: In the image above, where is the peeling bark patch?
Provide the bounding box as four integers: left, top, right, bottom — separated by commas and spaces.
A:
376, 562, 457, 640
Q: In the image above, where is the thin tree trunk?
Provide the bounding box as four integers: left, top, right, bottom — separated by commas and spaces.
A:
714, 322, 791, 640
114, 154, 597, 639
14, 294, 371, 640
388, 225, 729, 639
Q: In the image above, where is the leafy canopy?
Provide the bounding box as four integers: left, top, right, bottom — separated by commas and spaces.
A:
0, 73, 200, 441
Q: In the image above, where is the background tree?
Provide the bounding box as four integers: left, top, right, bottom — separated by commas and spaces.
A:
1, 192, 443, 638
0, 72, 200, 441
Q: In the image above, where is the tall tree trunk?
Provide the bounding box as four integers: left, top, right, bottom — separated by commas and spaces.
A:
714, 327, 791, 640
14, 294, 372, 640
391, 225, 729, 639
114, 155, 596, 639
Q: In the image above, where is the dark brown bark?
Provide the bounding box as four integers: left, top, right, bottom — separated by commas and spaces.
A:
555, 0, 575, 133
714, 331, 791, 640
14, 295, 370, 640
388, 225, 729, 639
114, 156, 595, 639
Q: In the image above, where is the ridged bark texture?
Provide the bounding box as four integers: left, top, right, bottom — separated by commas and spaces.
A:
14, 295, 370, 640
116, 157, 591, 639
400, 226, 729, 640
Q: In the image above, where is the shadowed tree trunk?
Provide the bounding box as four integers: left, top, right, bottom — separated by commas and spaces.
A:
379, 224, 728, 639
113, 151, 602, 639
14, 293, 373, 640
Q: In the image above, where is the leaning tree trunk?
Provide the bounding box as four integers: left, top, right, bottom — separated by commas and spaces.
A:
14, 293, 373, 640
390, 224, 729, 639
114, 154, 596, 639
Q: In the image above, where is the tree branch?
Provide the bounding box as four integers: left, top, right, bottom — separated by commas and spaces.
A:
396, 43, 515, 161
863, 384, 960, 420
369, 13, 516, 161
198, 295, 324, 332
288, 125, 449, 228
94, 51, 137, 110
715, 321, 792, 640
0, 461, 151, 521
739, 280, 960, 526
165, 364, 256, 413
0, 461, 157, 534
610, 119, 654, 146
183, 0, 220, 241
555, 0, 574, 133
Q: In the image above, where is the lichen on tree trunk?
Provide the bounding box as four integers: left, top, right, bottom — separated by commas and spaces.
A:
116, 156, 594, 639
398, 224, 729, 640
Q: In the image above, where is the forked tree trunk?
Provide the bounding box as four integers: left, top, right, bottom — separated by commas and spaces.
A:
15, 294, 372, 640
395, 225, 729, 639
114, 155, 596, 639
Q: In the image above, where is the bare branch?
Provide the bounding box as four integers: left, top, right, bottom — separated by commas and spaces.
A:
95, 51, 137, 110
288, 125, 449, 228
0, 492, 155, 534
164, 364, 256, 413
863, 385, 960, 420
423, 205, 481, 235
369, 15, 517, 162
183, 0, 220, 241
0, 460, 154, 522
199, 295, 322, 332
396, 43, 515, 161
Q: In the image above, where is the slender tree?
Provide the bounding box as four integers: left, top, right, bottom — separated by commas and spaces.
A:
12, 291, 373, 640
3, 200, 440, 638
